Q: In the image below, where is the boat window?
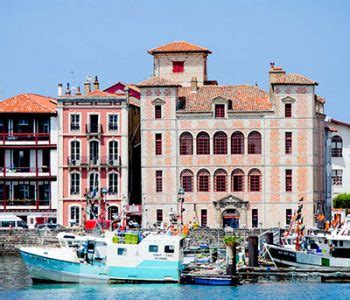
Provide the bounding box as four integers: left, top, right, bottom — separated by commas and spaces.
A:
149, 245, 158, 253
340, 241, 343, 247
117, 248, 127, 256
324, 240, 327, 244
334, 241, 338, 247
1, 221, 15, 227
164, 245, 175, 253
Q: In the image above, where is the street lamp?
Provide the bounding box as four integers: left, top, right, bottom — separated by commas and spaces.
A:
178, 188, 185, 227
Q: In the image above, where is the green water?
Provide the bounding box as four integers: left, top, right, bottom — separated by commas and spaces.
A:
0, 256, 349, 299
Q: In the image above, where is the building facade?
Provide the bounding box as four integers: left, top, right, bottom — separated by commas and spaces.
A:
139, 41, 326, 229
0, 94, 58, 228
57, 79, 140, 226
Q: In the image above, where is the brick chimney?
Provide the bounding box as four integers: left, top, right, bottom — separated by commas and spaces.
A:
84, 80, 91, 94
76, 86, 81, 96
191, 76, 198, 92
93, 76, 99, 91
269, 62, 286, 84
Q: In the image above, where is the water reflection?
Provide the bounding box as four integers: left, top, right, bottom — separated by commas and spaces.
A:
0, 256, 32, 291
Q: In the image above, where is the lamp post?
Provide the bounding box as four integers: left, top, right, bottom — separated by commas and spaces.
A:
178, 188, 185, 232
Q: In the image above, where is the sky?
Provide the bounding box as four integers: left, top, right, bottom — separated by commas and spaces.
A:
0, 0, 349, 121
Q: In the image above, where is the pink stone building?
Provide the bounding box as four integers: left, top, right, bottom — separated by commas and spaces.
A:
138, 41, 325, 229
57, 79, 140, 226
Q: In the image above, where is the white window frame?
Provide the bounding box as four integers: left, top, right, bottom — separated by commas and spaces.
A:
108, 172, 119, 195
70, 113, 81, 132
69, 205, 81, 226
69, 172, 81, 196
108, 113, 119, 132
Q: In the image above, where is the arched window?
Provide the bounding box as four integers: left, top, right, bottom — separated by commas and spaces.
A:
180, 132, 193, 155
231, 132, 244, 154
332, 135, 343, 157
248, 168, 261, 192
70, 140, 80, 162
109, 140, 119, 164
89, 172, 99, 196
69, 205, 80, 226
70, 172, 80, 195
196, 132, 210, 155
89, 140, 99, 164
197, 169, 210, 192
108, 206, 119, 220
214, 169, 227, 192
248, 131, 261, 154
181, 169, 194, 192
108, 173, 118, 194
214, 132, 227, 154
232, 169, 244, 192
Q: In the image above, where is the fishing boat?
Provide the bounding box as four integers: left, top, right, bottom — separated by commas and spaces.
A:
20, 231, 184, 283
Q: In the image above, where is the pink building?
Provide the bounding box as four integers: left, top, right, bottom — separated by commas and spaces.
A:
57, 78, 140, 226
138, 41, 326, 229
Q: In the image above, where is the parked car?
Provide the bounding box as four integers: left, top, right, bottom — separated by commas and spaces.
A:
0, 215, 28, 229
36, 223, 64, 231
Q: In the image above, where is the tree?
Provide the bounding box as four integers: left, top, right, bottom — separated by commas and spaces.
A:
223, 235, 242, 275
333, 193, 350, 209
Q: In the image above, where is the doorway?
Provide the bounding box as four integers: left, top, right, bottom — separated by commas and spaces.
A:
222, 209, 240, 229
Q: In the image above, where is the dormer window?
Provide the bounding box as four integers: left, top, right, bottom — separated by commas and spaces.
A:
215, 104, 225, 118
173, 61, 184, 73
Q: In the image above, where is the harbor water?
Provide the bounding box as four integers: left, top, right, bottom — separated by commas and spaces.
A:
0, 256, 349, 300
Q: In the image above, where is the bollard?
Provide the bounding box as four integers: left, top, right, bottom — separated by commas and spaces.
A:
248, 236, 259, 267
265, 232, 274, 245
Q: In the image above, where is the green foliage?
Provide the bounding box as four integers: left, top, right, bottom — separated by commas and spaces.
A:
333, 193, 350, 209
223, 235, 242, 247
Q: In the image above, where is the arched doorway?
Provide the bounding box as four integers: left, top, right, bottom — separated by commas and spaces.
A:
222, 209, 240, 229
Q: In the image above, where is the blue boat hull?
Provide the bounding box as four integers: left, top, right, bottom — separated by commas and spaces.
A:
193, 277, 233, 286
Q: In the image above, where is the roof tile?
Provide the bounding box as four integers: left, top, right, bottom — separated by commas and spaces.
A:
0, 94, 56, 114
148, 41, 211, 54
272, 73, 317, 85
137, 76, 181, 87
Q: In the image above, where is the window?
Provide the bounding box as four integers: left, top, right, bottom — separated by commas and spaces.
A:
89, 172, 99, 195
196, 132, 210, 155
248, 131, 261, 154
285, 170, 292, 192
108, 114, 118, 131
173, 61, 184, 73
70, 141, 80, 162
285, 132, 292, 154
89, 140, 99, 164
181, 169, 193, 192
179, 132, 193, 155
70, 173, 80, 195
156, 209, 163, 223
109, 141, 119, 164
165, 245, 175, 253
285, 103, 292, 118
332, 169, 343, 186
201, 209, 208, 227
70, 114, 80, 131
108, 173, 118, 194
156, 171, 163, 192
215, 104, 225, 118
252, 209, 258, 228
249, 168, 261, 192
149, 245, 159, 253
155, 105, 162, 119
332, 135, 343, 157
213, 132, 227, 154
232, 169, 244, 192
70, 206, 80, 226
117, 248, 127, 256
286, 209, 292, 225
231, 132, 244, 154
197, 169, 210, 192
214, 169, 227, 192
155, 134, 162, 155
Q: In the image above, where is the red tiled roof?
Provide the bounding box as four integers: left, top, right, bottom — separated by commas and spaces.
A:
331, 119, 350, 128
178, 85, 272, 112
272, 73, 317, 85
148, 41, 212, 54
137, 76, 181, 87
315, 95, 326, 104
60, 90, 120, 98
0, 94, 56, 114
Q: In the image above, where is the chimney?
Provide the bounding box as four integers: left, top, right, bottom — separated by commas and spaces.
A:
191, 76, 198, 92
84, 80, 91, 94
65, 83, 71, 95
93, 76, 99, 91
58, 83, 63, 96
269, 62, 286, 84
76, 86, 81, 96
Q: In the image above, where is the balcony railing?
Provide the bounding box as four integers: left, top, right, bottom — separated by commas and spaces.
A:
0, 199, 50, 206
0, 166, 51, 176
0, 132, 50, 143
86, 124, 103, 135
67, 156, 121, 167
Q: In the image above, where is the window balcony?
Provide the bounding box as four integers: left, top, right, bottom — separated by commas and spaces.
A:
0, 132, 50, 144
67, 156, 121, 168
0, 166, 52, 177
86, 124, 103, 138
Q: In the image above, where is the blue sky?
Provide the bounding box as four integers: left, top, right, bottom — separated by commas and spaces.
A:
0, 0, 349, 120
